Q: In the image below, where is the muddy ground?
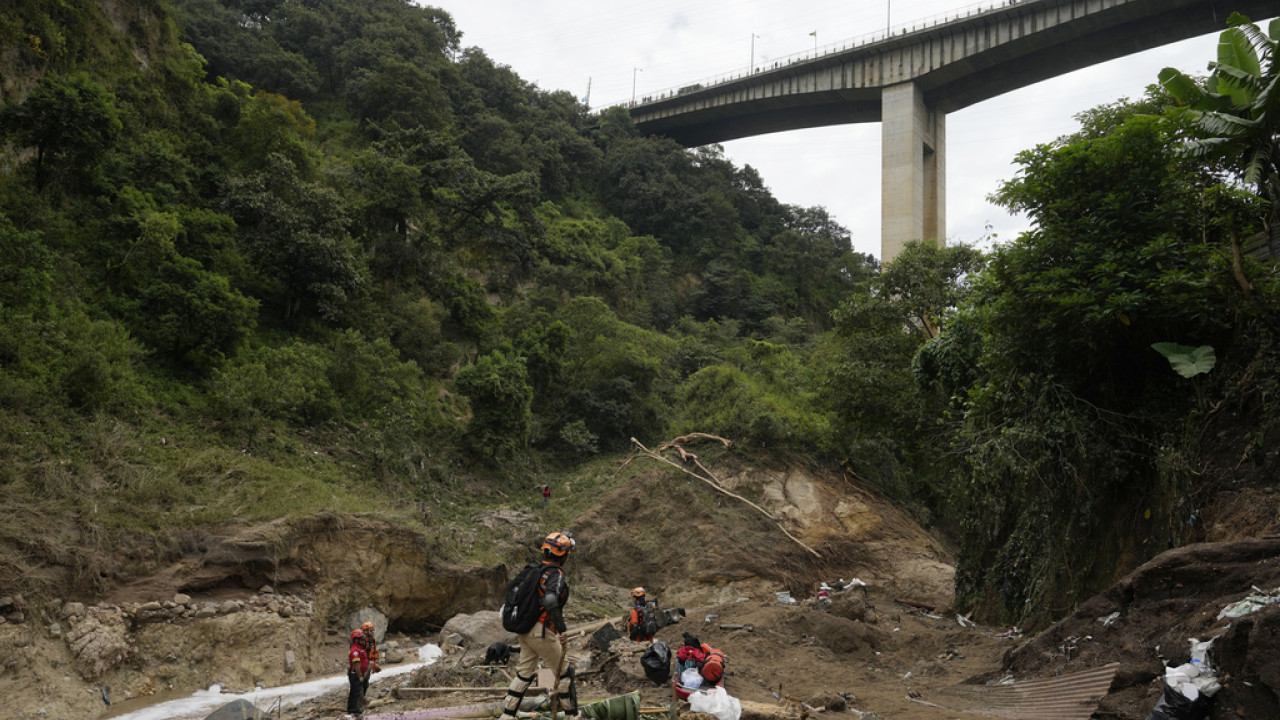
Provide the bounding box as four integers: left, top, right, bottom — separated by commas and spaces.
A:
264, 547, 1280, 720
4, 455, 1280, 720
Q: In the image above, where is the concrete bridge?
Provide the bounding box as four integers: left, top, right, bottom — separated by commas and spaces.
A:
626, 0, 1278, 262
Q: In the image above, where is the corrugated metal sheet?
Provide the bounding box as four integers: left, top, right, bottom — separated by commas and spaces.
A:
923, 662, 1119, 720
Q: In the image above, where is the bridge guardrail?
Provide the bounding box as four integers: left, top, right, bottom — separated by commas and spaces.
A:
604, 0, 1034, 111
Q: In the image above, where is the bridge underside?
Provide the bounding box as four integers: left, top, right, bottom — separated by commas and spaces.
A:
628, 0, 1279, 262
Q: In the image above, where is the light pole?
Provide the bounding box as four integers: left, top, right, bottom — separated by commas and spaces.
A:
809, 30, 818, 55
886, 0, 891, 34
750, 33, 759, 72
631, 67, 642, 105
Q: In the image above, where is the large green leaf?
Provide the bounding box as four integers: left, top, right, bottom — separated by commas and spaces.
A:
1158, 68, 1203, 105
1151, 342, 1217, 378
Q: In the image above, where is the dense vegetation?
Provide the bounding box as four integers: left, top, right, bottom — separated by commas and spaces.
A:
0, 0, 1276, 629
0, 0, 899, 597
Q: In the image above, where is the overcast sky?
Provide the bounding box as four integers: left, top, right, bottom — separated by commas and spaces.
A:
437, 0, 1250, 260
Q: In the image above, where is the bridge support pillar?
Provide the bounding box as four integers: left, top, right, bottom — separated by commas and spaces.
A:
881, 81, 945, 263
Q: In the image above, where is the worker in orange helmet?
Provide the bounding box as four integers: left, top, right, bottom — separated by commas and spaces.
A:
626, 587, 656, 642
358, 621, 381, 700
501, 531, 579, 720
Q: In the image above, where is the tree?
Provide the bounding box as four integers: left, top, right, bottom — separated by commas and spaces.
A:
455, 351, 533, 460
221, 153, 363, 325
0, 72, 122, 191
877, 240, 986, 338
1159, 14, 1280, 213
935, 96, 1262, 627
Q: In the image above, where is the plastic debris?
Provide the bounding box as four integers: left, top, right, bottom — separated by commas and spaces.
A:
775, 591, 797, 605
1216, 586, 1280, 620
688, 686, 741, 720
1098, 611, 1121, 628
956, 614, 976, 629
1144, 638, 1220, 720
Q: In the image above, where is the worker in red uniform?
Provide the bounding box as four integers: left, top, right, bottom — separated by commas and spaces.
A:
347, 628, 369, 716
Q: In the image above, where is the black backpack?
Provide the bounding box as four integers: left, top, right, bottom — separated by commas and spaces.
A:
641, 605, 659, 638
500, 563, 549, 634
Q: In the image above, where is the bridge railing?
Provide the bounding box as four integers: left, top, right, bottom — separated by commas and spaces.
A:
604, 0, 1035, 111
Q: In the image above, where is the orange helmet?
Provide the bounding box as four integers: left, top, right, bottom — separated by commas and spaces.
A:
350, 629, 364, 641
541, 531, 574, 557
631, 587, 646, 598
361, 621, 375, 634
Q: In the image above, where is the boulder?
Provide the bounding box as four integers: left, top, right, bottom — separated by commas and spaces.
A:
61, 602, 85, 619
830, 594, 869, 623
439, 610, 509, 650
203, 699, 262, 720
346, 607, 387, 642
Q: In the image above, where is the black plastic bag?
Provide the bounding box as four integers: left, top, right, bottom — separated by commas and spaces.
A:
1144, 683, 1211, 720
641, 641, 672, 686
590, 623, 621, 652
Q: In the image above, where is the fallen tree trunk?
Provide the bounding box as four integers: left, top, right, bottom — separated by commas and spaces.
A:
629, 436, 821, 558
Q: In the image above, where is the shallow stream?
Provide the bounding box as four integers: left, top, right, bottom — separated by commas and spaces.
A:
100, 645, 443, 720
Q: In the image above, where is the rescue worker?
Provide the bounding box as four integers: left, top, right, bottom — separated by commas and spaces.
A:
501, 531, 579, 720
347, 628, 369, 716
626, 587, 654, 642
359, 621, 381, 698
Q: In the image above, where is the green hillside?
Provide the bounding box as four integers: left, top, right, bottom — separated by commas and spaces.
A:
1, 0, 1278, 629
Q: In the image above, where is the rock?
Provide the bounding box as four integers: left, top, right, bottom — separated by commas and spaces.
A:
65, 607, 131, 681
139, 601, 163, 613
218, 601, 240, 615
346, 607, 387, 642
442, 632, 464, 648
278, 605, 292, 618
173, 593, 191, 606
259, 585, 275, 595
6, 612, 25, 624
384, 648, 407, 664
194, 606, 218, 619
204, 699, 263, 720
284, 649, 296, 674
808, 692, 847, 712
0, 597, 12, 610
439, 610, 509, 650
61, 602, 85, 619
830, 594, 869, 623
49, 623, 63, 639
